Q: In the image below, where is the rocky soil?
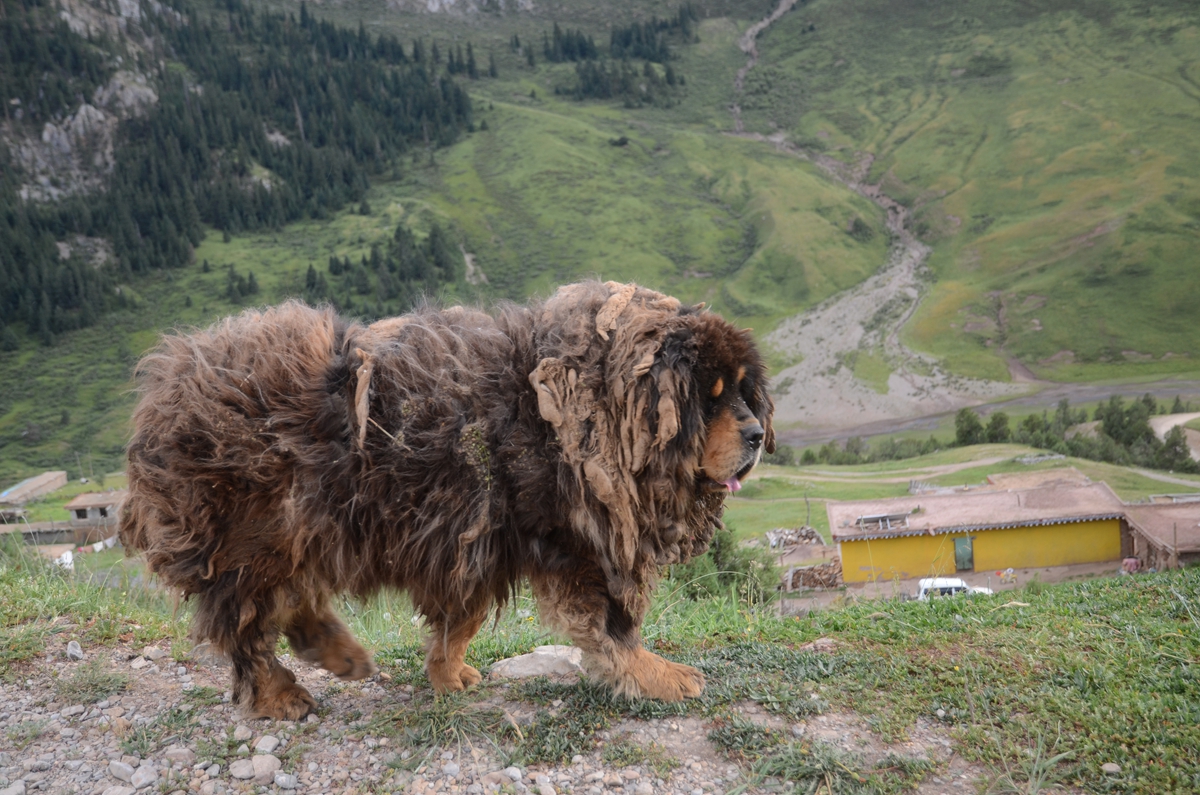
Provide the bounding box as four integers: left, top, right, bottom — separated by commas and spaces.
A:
0, 639, 984, 795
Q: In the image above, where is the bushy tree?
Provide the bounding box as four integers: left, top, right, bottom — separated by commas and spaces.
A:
1158, 426, 1198, 473
955, 408, 984, 446
984, 411, 1011, 443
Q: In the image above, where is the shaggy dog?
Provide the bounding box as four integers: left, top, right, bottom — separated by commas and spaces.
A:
121, 281, 774, 719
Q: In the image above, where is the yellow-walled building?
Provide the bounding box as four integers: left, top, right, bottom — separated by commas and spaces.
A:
828, 480, 1128, 583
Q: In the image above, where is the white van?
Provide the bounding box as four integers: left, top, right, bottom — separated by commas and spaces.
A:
916, 577, 993, 601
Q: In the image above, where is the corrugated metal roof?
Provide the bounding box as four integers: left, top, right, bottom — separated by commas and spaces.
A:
0, 471, 67, 503
843, 512, 1125, 541
829, 479, 1126, 542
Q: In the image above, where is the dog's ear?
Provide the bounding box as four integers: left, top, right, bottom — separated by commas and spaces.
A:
645, 328, 700, 452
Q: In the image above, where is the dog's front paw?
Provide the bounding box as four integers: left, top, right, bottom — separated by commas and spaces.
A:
427, 661, 482, 693
615, 649, 705, 701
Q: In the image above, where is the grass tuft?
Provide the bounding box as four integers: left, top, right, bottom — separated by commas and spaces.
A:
708, 716, 785, 762
515, 678, 621, 764
5, 719, 48, 750
366, 690, 514, 753
54, 659, 129, 704
601, 735, 679, 779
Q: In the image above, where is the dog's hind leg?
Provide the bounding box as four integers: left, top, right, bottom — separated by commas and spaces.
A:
193, 574, 318, 720
419, 595, 490, 693
530, 566, 704, 702
282, 595, 377, 681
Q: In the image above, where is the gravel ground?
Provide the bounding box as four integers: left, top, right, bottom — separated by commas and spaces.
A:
0, 636, 987, 795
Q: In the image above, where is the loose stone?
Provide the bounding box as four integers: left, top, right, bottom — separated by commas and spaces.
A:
130, 766, 158, 789
253, 735, 280, 754
109, 761, 135, 782
228, 760, 255, 780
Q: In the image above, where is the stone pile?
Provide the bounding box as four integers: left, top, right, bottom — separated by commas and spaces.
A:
764, 526, 822, 549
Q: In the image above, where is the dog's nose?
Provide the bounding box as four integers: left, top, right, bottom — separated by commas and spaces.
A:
742, 423, 764, 450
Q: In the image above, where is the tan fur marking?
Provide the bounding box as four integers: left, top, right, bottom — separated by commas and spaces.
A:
736, 365, 746, 383
245, 661, 316, 720
711, 377, 724, 398
425, 607, 488, 693
606, 647, 705, 700
284, 602, 376, 681
701, 409, 744, 482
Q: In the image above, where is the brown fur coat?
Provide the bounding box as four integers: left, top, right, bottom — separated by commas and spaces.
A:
121, 281, 773, 718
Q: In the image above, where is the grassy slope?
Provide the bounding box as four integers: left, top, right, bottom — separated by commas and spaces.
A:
748, 0, 1200, 381
0, 5, 889, 482
5, 0, 1200, 477
3, 526, 1198, 793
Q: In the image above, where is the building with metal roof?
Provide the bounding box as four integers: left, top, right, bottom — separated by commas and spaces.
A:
828, 481, 1129, 583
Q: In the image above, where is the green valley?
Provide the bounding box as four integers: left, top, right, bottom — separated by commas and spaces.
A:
2, 0, 1200, 480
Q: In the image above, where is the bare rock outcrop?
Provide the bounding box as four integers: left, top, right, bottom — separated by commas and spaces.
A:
7, 71, 157, 202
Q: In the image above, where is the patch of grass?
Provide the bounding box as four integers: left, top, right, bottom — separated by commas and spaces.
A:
748, 740, 935, 795
0, 622, 46, 677
183, 685, 224, 707
514, 678, 621, 764
0, 534, 189, 667
708, 716, 785, 762
987, 732, 1075, 795
602, 735, 679, 780
54, 659, 128, 704
5, 719, 48, 750
366, 690, 514, 753
119, 705, 200, 757
850, 349, 893, 394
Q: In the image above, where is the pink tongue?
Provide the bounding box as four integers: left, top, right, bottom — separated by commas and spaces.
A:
724, 478, 742, 493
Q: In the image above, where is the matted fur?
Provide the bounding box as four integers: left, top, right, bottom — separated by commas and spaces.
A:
121, 281, 774, 718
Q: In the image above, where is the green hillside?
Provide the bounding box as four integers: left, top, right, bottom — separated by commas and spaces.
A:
3, 0, 1200, 481
746, 0, 1200, 381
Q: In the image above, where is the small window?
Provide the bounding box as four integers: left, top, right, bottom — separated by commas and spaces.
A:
99, 507, 108, 518
75, 509, 88, 520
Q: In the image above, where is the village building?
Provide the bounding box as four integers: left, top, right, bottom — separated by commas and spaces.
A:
0, 471, 68, 520
61, 490, 128, 544
828, 479, 1129, 584
1123, 502, 1200, 571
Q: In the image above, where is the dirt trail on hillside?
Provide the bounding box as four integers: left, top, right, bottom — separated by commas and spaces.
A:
747, 455, 1013, 485
1149, 412, 1200, 462
731, 0, 800, 132
727, 1, 1026, 442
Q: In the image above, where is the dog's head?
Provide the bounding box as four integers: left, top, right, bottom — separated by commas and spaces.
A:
685, 316, 775, 495
530, 282, 774, 573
